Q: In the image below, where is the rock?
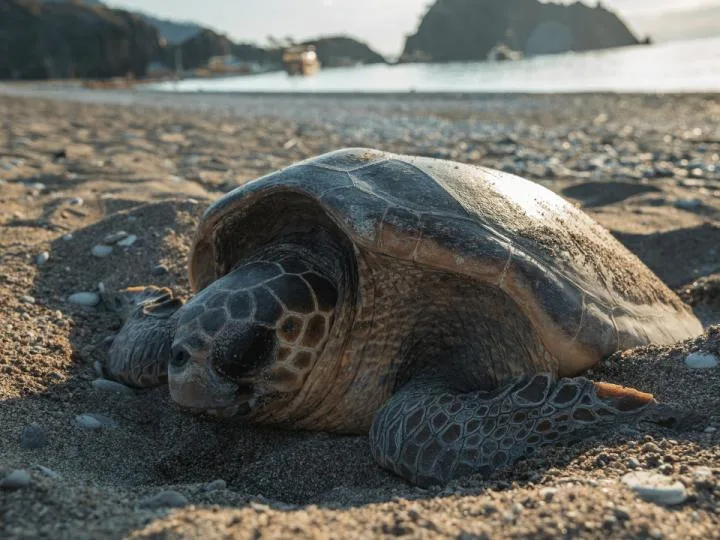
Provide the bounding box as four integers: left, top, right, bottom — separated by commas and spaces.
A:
151, 264, 169, 276
91, 379, 134, 395
622, 471, 687, 506
33, 465, 60, 479
0, 1, 164, 80
91, 245, 113, 258
301, 36, 386, 67
36, 251, 49, 266
117, 234, 138, 247
62, 233, 73, 241
140, 490, 189, 509
0, 469, 30, 490
69, 292, 100, 307
103, 231, 128, 244
20, 423, 47, 450
19, 295, 36, 304
204, 479, 227, 492
539, 487, 557, 501
673, 198, 703, 210
68, 197, 84, 206
93, 361, 104, 378
401, 0, 641, 63
685, 352, 719, 369
75, 413, 118, 430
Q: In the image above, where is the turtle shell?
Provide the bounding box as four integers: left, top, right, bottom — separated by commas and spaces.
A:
190, 148, 702, 374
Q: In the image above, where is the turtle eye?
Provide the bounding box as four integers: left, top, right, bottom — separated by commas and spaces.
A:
171, 348, 191, 369
213, 324, 276, 380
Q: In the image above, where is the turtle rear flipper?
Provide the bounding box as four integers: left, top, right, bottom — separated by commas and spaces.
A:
104, 286, 183, 388
370, 374, 696, 487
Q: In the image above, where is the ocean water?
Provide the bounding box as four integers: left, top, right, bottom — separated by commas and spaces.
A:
149, 36, 720, 94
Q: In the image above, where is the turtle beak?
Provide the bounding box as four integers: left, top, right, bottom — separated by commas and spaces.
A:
168, 358, 240, 412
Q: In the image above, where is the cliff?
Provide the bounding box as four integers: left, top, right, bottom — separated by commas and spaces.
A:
0, 0, 166, 79
402, 0, 641, 63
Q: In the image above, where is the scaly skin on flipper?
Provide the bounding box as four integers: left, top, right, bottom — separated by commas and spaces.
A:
104, 286, 183, 388
370, 373, 684, 487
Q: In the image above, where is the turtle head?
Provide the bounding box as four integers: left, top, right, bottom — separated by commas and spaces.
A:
168, 254, 338, 418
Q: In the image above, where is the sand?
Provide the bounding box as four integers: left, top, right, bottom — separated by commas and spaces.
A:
0, 91, 719, 539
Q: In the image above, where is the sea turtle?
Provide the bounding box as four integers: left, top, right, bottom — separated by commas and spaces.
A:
104, 148, 703, 487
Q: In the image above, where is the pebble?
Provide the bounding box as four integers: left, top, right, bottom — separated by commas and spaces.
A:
140, 490, 189, 508
33, 465, 60, 479
91, 245, 113, 258
36, 251, 50, 266
20, 423, 47, 450
75, 413, 118, 430
91, 378, 134, 395
622, 471, 687, 506
151, 264, 169, 276
68, 292, 100, 307
204, 479, 227, 492
68, 196, 84, 206
0, 469, 30, 490
19, 295, 36, 304
539, 487, 557, 501
673, 198, 703, 210
93, 361, 104, 378
117, 234, 137, 247
684, 352, 719, 369
62, 233, 73, 241
103, 231, 128, 244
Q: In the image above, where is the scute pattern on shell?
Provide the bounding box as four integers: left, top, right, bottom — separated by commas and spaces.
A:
195, 148, 702, 373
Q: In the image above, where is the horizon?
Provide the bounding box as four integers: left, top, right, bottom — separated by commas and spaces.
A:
103, 0, 720, 56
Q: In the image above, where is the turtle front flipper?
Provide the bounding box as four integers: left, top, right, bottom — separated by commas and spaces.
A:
103, 286, 183, 388
370, 374, 695, 487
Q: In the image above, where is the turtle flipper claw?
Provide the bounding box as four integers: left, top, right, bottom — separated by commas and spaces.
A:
103, 286, 184, 388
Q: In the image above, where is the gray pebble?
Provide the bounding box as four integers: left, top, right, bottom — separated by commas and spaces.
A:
62, 233, 73, 241
673, 198, 702, 210
0, 469, 30, 490
20, 423, 47, 450
33, 465, 60, 479
151, 264, 169, 276
75, 413, 118, 430
685, 352, 719, 369
93, 361, 104, 378
204, 479, 227, 492
91, 378, 134, 395
68, 197, 84, 206
19, 295, 36, 304
69, 292, 100, 307
622, 471, 687, 506
91, 245, 113, 258
140, 490, 189, 508
36, 251, 50, 266
103, 231, 128, 244
117, 234, 137, 247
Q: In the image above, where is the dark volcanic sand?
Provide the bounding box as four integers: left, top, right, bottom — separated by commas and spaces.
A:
0, 92, 719, 539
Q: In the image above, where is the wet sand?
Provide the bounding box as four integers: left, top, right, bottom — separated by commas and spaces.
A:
0, 91, 719, 539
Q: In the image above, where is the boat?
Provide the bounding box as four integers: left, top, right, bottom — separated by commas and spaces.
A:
282, 45, 321, 76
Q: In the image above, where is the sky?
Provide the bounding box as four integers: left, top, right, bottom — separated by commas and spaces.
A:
106, 0, 720, 56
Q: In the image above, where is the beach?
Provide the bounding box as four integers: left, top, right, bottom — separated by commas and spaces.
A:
0, 90, 719, 538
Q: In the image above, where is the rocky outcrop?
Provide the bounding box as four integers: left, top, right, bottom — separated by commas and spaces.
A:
301, 36, 386, 67
0, 0, 166, 79
402, 0, 641, 63
172, 29, 233, 70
